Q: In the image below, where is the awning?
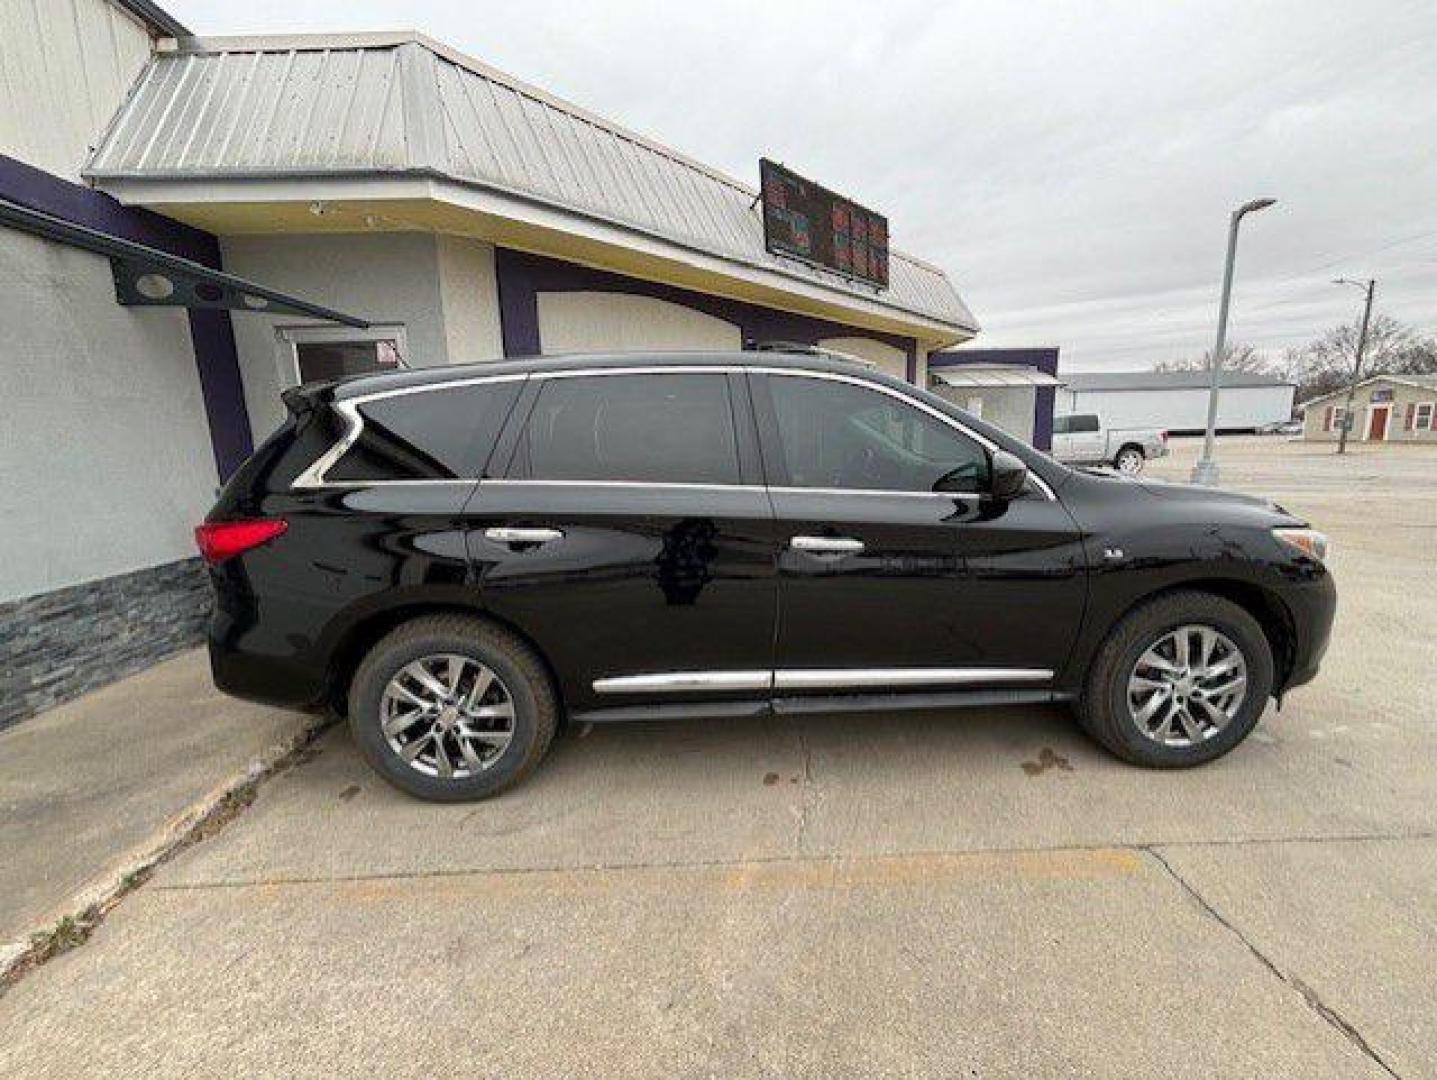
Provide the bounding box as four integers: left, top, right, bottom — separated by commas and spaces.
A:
931, 364, 1064, 389
0, 197, 369, 327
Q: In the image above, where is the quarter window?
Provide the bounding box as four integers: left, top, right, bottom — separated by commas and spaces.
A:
767, 375, 990, 493
510, 373, 741, 485
327, 381, 523, 482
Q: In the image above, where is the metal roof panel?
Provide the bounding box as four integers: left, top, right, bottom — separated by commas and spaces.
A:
85, 35, 975, 331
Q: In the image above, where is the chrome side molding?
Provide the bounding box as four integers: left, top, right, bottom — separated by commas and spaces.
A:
772, 668, 1052, 689
790, 536, 865, 556
592, 667, 1053, 694
592, 671, 774, 694
484, 527, 564, 545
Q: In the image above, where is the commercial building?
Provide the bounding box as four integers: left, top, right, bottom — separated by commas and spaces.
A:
926, 347, 1061, 449
1057, 370, 1295, 435
0, 1, 976, 726
1300, 375, 1437, 443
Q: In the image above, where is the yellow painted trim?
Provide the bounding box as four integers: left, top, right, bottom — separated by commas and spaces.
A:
150, 197, 973, 349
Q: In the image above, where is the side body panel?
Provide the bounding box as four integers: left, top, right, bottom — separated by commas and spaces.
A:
208, 481, 476, 707
462, 481, 778, 714
1054, 473, 1336, 692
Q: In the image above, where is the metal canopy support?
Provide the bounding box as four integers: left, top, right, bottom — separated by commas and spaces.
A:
0, 197, 370, 328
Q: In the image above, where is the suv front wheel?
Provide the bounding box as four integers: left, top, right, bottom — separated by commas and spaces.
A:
349, 615, 559, 801
1077, 591, 1274, 767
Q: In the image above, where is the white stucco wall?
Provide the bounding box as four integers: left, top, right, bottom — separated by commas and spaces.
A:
437, 235, 504, 362
817, 336, 908, 381
536, 291, 741, 353
0, 0, 154, 182
0, 230, 217, 603
221, 233, 459, 441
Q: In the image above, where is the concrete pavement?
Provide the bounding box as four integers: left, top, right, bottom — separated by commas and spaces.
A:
1, 436, 1433, 1077
0, 651, 315, 958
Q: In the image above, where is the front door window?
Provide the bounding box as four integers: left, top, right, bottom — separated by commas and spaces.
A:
766, 374, 990, 493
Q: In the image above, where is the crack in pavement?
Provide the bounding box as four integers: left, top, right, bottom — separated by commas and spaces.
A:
151, 830, 1435, 892
1145, 846, 1403, 1080
791, 718, 816, 855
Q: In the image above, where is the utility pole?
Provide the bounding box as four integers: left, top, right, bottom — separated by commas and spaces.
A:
1192, 197, 1277, 485
1334, 278, 1376, 455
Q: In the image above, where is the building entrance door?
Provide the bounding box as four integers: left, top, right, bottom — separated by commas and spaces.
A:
1368, 405, 1390, 441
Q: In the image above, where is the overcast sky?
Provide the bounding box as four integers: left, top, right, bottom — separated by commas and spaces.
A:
166, 0, 1437, 370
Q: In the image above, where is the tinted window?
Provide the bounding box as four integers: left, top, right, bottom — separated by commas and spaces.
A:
1072, 414, 1100, 433
1053, 415, 1071, 435
328, 381, 522, 481
768, 375, 989, 493
511, 374, 740, 484
295, 338, 403, 382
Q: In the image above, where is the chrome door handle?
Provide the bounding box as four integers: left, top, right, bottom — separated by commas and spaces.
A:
485, 527, 564, 545
790, 535, 865, 556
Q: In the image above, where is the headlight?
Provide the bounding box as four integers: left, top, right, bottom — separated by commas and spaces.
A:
1273, 527, 1330, 563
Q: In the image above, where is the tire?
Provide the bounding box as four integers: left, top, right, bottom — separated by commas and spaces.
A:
1114, 446, 1145, 474
1076, 591, 1273, 768
348, 614, 558, 801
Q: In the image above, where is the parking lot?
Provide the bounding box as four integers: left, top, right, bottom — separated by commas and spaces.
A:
3, 434, 1435, 1078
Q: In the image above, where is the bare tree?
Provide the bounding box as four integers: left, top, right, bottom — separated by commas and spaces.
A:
1152, 343, 1273, 374
1286, 314, 1437, 400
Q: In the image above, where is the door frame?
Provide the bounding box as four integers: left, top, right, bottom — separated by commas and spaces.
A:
1364, 403, 1391, 442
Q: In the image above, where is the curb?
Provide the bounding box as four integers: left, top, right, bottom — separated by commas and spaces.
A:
0, 716, 331, 991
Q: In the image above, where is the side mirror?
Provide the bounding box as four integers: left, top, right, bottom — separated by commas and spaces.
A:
988, 450, 1029, 501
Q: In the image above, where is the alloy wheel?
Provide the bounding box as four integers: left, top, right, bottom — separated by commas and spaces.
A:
1126, 625, 1248, 747
1116, 449, 1144, 474
380, 653, 515, 779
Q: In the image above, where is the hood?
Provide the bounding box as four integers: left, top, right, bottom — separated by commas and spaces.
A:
1073, 467, 1297, 521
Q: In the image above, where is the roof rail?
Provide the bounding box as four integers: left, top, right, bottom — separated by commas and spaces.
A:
744, 340, 877, 368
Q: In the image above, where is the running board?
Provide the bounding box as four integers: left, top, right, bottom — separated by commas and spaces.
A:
571, 689, 1070, 725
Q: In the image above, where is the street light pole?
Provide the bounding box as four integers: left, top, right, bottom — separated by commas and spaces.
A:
1334, 277, 1376, 455
1191, 197, 1277, 486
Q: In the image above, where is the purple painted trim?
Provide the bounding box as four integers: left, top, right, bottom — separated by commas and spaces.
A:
1, 154, 253, 477
928, 347, 1060, 451
186, 310, 253, 478
494, 248, 918, 380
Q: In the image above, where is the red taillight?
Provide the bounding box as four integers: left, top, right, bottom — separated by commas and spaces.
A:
195, 518, 288, 565
1160, 430, 1169, 443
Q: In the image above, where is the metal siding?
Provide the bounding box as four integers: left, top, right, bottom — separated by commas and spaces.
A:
85, 40, 973, 330
0, 0, 154, 181
1068, 386, 1295, 432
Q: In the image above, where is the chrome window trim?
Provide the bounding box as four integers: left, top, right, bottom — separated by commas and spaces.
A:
593, 667, 1053, 694
290, 363, 1057, 500
769, 485, 981, 502
482, 478, 766, 494
291, 373, 527, 490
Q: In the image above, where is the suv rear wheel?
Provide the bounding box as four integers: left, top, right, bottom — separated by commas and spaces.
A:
1077, 591, 1273, 767
349, 615, 558, 801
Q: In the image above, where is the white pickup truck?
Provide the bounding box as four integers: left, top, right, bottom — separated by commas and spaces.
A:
1051, 413, 1169, 474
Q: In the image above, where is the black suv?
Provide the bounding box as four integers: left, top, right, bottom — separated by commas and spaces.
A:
199, 352, 1335, 801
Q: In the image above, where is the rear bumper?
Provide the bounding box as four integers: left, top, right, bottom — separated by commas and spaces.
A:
207, 592, 330, 711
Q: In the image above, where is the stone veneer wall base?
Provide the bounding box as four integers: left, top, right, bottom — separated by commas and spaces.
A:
1, 559, 211, 730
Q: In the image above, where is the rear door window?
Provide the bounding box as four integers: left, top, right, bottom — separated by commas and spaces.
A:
327, 380, 523, 482
509, 373, 740, 485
